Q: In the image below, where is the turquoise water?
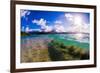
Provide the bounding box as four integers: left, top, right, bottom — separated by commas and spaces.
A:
21, 33, 89, 50
48, 34, 89, 49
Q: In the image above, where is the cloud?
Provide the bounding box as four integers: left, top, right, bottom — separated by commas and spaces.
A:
25, 26, 30, 32
32, 18, 53, 32
25, 26, 42, 32
54, 20, 62, 24
32, 18, 68, 32
81, 23, 90, 33
54, 20, 66, 32
31, 17, 89, 33
20, 10, 31, 18
32, 18, 46, 27
65, 14, 89, 33
66, 23, 89, 33
54, 24, 66, 32
43, 26, 53, 32
74, 15, 83, 26
72, 15, 89, 33
65, 13, 73, 21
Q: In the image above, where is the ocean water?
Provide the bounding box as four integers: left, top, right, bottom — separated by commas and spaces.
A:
21, 33, 89, 50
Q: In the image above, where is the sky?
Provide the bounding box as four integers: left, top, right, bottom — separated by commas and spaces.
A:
20, 9, 90, 33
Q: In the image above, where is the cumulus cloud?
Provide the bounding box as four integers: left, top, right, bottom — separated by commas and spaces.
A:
32, 18, 53, 32
72, 15, 89, 33
31, 16, 89, 33
20, 10, 30, 18
65, 14, 89, 33
54, 24, 66, 32
66, 23, 89, 33
54, 20, 62, 24
43, 26, 53, 32
32, 18, 46, 27
65, 13, 73, 21
54, 20, 67, 32
32, 18, 68, 32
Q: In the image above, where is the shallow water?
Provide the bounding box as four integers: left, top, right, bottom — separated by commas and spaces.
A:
21, 33, 89, 50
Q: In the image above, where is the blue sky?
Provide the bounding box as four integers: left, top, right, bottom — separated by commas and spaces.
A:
21, 9, 90, 33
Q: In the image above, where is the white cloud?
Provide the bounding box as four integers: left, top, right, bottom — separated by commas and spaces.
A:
54, 24, 66, 32
20, 10, 30, 18
32, 17, 89, 33
44, 26, 53, 32
32, 18, 46, 27
81, 23, 90, 33
74, 15, 83, 26
54, 20, 62, 24
65, 14, 89, 33
27, 11, 31, 15
72, 15, 89, 33
25, 26, 30, 33
32, 18, 67, 32
32, 18, 53, 32
66, 23, 89, 33
65, 13, 73, 21
25, 26, 42, 32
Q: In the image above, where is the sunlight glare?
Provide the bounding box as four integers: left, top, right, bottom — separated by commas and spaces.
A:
75, 33, 83, 40
74, 15, 82, 26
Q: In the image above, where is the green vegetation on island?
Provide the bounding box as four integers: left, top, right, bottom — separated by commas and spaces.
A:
21, 32, 30, 36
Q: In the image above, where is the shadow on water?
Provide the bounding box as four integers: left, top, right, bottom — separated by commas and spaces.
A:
48, 46, 64, 61
48, 44, 64, 61
47, 40, 90, 61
